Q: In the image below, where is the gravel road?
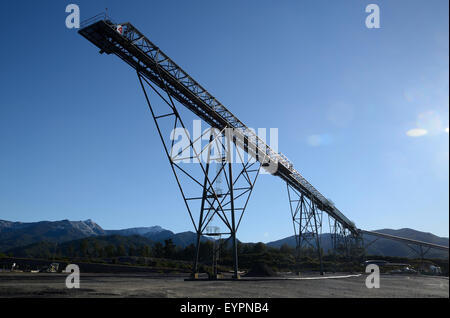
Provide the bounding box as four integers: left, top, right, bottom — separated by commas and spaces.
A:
0, 272, 448, 298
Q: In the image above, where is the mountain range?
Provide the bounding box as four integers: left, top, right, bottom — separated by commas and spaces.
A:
0, 219, 208, 253
0, 219, 448, 258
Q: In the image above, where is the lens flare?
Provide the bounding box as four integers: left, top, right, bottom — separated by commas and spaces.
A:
406, 128, 428, 137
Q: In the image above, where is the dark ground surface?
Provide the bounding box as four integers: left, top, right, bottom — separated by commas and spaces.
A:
0, 272, 448, 298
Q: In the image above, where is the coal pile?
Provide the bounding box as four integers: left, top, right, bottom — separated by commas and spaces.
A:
244, 263, 278, 277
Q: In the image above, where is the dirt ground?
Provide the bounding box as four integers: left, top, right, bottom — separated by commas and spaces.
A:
0, 272, 448, 298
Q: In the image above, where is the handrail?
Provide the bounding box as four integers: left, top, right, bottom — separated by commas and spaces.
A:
80, 12, 114, 29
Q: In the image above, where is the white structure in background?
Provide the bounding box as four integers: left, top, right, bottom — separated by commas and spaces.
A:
205, 226, 221, 278
429, 265, 442, 275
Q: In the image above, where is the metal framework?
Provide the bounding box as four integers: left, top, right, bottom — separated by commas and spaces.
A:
329, 216, 351, 256
287, 182, 324, 274
78, 14, 449, 276
79, 17, 358, 215
137, 71, 260, 278
77, 15, 365, 276
362, 230, 449, 257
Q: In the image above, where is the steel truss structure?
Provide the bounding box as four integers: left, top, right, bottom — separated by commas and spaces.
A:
79, 14, 447, 277
329, 217, 364, 255
287, 183, 324, 274
286, 184, 363, 273
137, 71, 260, 278
78, 15, 362, 276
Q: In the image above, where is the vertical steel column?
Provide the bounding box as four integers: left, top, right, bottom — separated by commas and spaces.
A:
226, 130, 239, 279
193, 134, 213, 275
228, 161, 239, 278
311, 201, 324, 275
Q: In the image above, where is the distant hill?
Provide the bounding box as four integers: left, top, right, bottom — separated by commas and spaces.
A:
0, 219, 210, 252
267, 228, 449, 259
104, 226, 206, 247
0, 219, 105, 252
118, 229, 210, 247
1, 219, 447, 259
267, 233, 334, 248
164, 231, 211, 247
362, 228, 449, 259
370, 228, 449, 246
105, 226, 167, 237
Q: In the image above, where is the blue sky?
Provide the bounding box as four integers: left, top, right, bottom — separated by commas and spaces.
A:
0, 0, 448, 242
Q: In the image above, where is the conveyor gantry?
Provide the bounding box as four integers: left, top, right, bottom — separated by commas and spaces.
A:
79, 15, 358, 236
